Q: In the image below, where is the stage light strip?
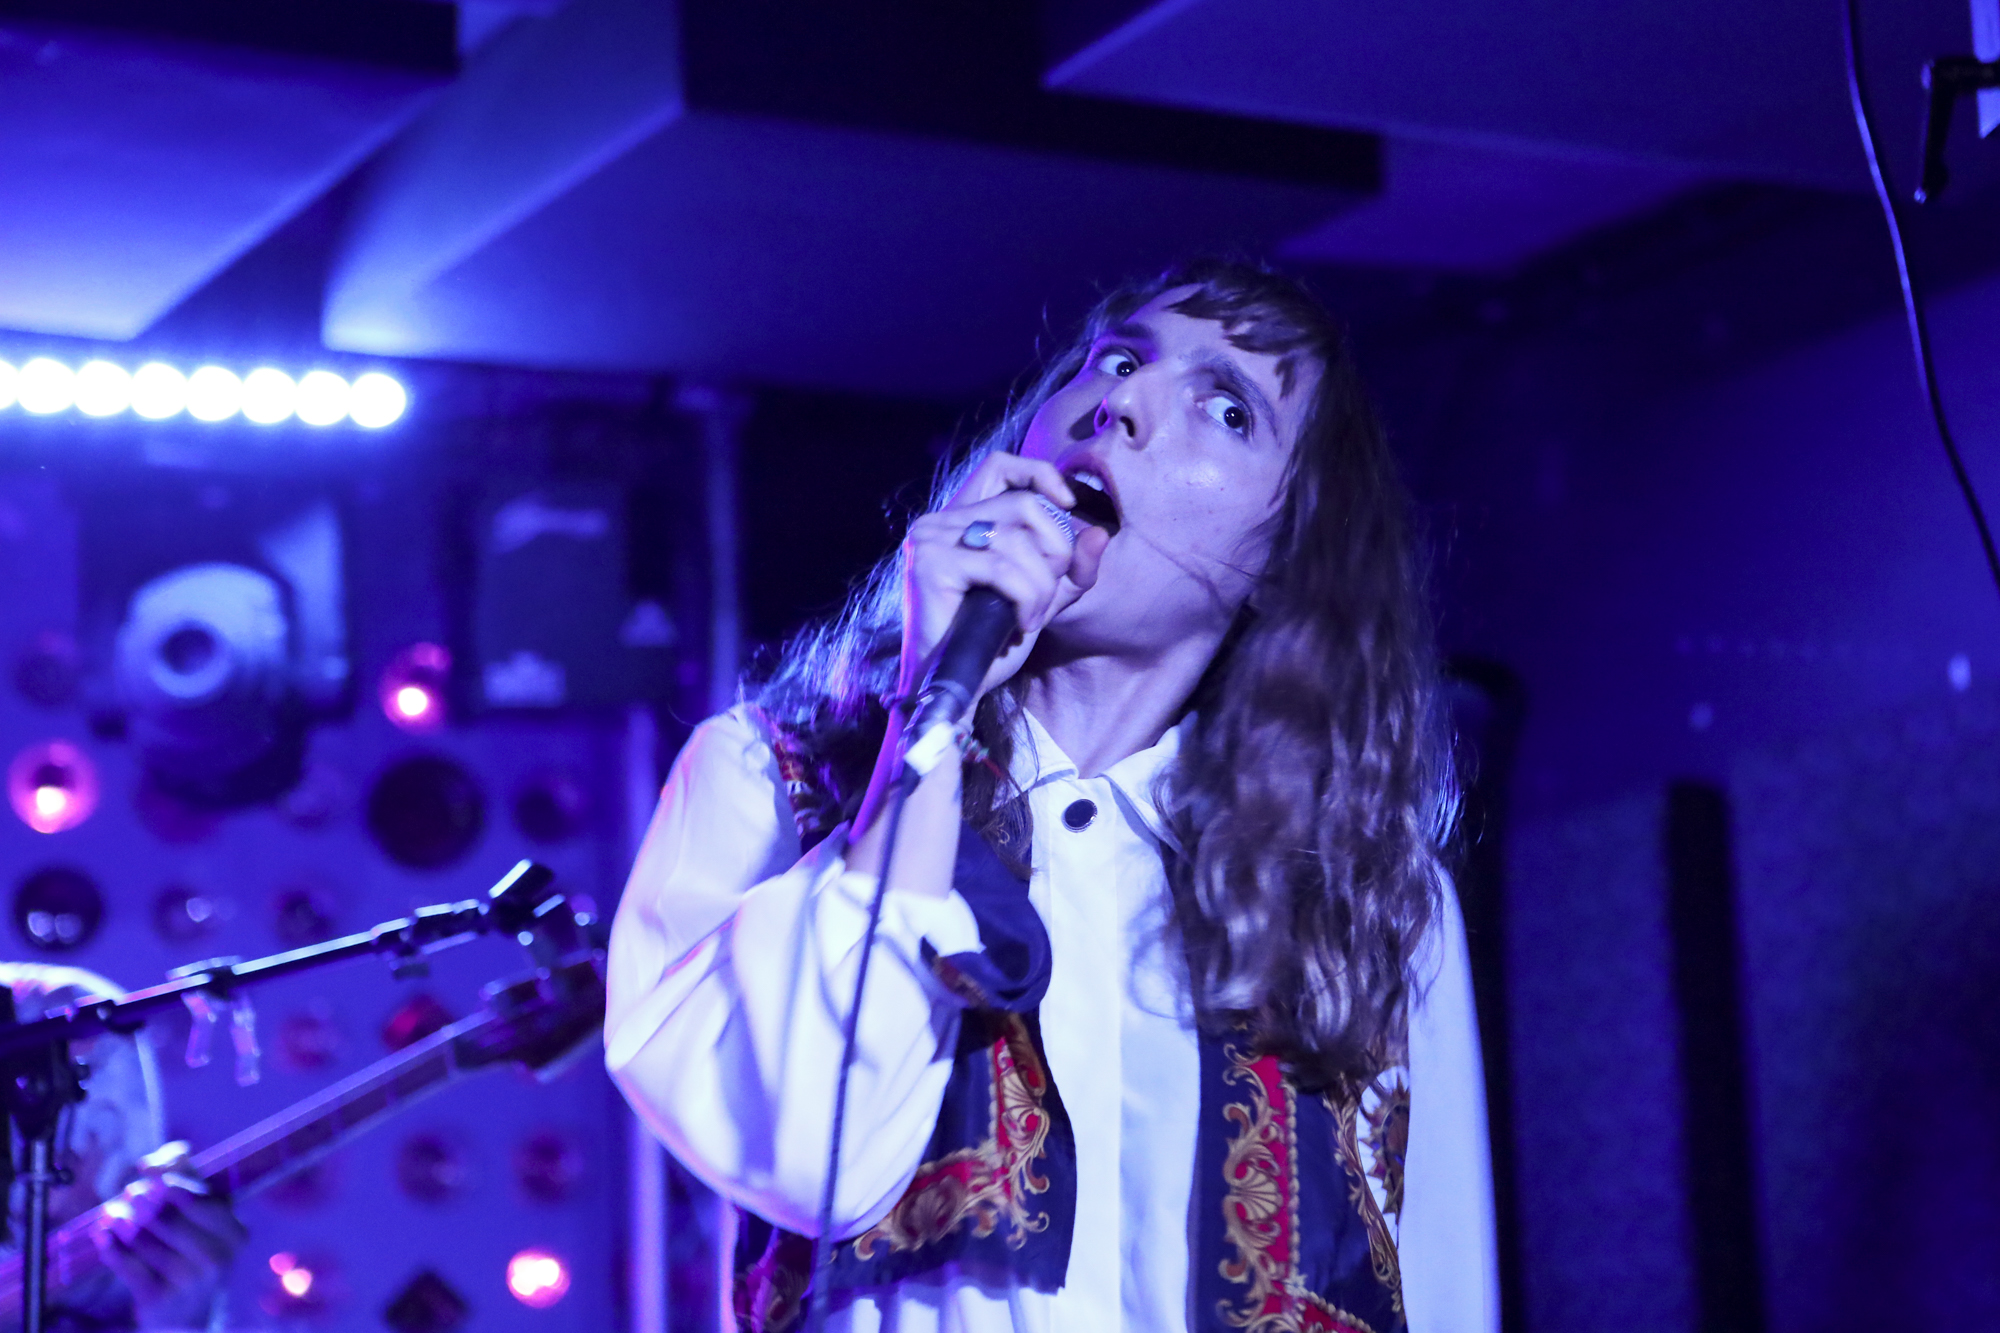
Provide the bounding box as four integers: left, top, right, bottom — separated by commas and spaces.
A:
0, 356, 407, 428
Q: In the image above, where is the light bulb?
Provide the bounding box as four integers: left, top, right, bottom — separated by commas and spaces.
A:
186, 366, 242, 422
131, 363, 187, 420
241, 367, 296, 425
295, 371, 349, 426
74, 361, 132, 417
18, 359, 75, 415
349, 372, 408, 428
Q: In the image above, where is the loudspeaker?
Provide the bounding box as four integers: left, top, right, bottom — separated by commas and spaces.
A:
469, 480, 678, 710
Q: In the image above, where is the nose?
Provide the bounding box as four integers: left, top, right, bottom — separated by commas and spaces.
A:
1092, 372, 1146, 445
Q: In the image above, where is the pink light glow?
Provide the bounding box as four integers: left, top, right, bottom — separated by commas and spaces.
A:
263, 1251, 331, 1315
7, 741, 99, 834
269, 1252, 316, 1296
506, 1249, 570, 1309
378, 642, 450, 734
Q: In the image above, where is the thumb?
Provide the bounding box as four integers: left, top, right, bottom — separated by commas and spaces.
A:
1066, 526, 1110, 592
138, 1141, 193, 1175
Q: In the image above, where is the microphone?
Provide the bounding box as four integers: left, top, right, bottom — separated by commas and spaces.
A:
908, 588, 1016, 740
811, 488, 1074, 1329
903, 495, 1073, 770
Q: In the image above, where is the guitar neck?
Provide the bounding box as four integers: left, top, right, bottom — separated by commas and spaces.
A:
0, 1011, 500, 1307
193, 1010, 493, 1197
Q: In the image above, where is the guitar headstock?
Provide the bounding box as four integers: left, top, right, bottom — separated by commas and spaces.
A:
456, 953, 606, 1082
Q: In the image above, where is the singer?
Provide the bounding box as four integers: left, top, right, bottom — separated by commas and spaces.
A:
607, 259, 1496, 1332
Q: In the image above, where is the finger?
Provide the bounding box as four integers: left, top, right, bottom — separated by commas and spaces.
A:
949, 453, 1075, 511
113, 1179, 240, 1261
907, 515, 1063, 597
927, 492, 1075, 574
983, 491, 1079, 570
915, 522, 1064, 611
137, 1141, 194, 1175
174, 1191, 248, 1243
149, 1194, 245, 1267
112, 1226, 210, 1293
92, 1226, 172, 1304
974, 547, 1063, 629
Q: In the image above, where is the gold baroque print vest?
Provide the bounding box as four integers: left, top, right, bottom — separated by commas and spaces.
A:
742, 735, 1407, 1332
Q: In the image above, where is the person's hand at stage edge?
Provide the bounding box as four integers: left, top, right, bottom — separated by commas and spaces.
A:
91, 1142, 247, 1331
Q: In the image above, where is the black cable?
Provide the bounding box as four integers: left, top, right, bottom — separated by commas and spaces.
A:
804, 755, 919, 1333
1843, 0, 2000, 603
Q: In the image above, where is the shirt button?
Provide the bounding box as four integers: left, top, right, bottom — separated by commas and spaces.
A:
1062, 799, 1097, 831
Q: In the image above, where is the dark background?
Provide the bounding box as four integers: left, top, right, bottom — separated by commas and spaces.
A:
3, 1, 2000, 1329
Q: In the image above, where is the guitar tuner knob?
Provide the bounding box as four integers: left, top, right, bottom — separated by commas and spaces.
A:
182, 992, 217, 1069
229, 993, 261, 1087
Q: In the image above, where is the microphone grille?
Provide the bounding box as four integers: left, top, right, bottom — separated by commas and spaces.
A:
1029, 494, 1076, 546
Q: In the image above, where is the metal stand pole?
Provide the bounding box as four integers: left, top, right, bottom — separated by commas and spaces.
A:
21, 1137, 56, 1333
0, 989, 81, 1333
624, 702, 670, 1333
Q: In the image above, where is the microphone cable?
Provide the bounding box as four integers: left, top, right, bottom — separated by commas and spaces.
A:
804, 495, 1072, 1330
1843, 0, 2000, 604
804, 754, 917, 1333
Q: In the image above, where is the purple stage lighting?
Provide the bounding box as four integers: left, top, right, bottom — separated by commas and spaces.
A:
7, 739, 100, 835
380, 642, 450, 734
506, 1249, 571, 1309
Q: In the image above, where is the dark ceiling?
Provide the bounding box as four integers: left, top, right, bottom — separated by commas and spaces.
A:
1, 0, 1995, 395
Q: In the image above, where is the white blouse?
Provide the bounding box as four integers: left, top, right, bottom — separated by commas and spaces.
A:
606, 705, 1498, 1332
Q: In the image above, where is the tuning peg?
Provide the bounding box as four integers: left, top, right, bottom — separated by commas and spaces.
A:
182, 991, 217, 1069
230, 993, 261, 1087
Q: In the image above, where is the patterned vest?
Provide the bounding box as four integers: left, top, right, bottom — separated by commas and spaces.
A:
739, 756, 1409, 1333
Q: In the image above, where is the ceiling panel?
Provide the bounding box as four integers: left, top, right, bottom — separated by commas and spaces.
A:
1043, 0, 1969, 188
1283, 139, 1709, 274
1049, 0, 1997, 282
324, 0, 1377, 393
333, 113, 1353, 395
0, 17, 449, 340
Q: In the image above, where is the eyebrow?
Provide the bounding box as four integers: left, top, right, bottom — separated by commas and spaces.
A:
1102, 318, 1156, 345
1193, 352, 1279, 433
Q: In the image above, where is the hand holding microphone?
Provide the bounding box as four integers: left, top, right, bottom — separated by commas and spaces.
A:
896, 455, 1108, 742
817, 453, 1108, 1309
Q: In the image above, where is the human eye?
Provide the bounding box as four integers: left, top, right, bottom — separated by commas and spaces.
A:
1201, 393, 1252, 436
1089, 346, 1139, 378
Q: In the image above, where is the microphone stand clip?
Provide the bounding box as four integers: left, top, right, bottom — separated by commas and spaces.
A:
0, 858, 569, 1333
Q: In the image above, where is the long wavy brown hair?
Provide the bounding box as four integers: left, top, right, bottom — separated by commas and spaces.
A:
754, 258, 1455, 1091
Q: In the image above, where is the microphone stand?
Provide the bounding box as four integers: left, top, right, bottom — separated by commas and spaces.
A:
1915, 54, 2000, 203
0, 992, 83, 1333
0, 858, 567, 1333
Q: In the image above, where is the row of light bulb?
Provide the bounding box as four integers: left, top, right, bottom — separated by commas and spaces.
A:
0, 357, 408, 428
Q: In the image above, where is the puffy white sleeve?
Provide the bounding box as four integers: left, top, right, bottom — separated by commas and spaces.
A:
604, 706, 983, 1237
1398, 882, 1501, 1333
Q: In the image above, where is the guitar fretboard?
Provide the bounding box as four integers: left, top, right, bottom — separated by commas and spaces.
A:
193, 1012, 486, 1196
0, 1010, 497, 1305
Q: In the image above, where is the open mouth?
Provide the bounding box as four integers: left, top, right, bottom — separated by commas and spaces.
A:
1062, 466, 1121, 536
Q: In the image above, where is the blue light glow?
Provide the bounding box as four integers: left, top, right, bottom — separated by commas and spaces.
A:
74, 361, 132, 417
241, 368, 297, 425
131, 363, 186, 420
0, 355, 406, 429
350, 372, 408, 429
19, 359, 74, 415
